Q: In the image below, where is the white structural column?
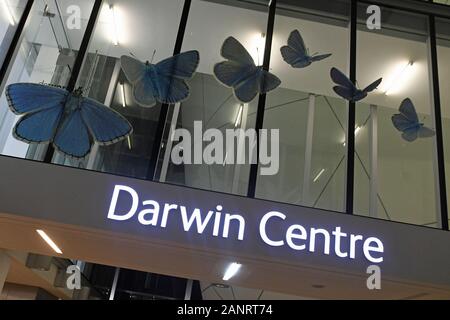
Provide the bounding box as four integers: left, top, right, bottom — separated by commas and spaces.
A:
0, 250, 11, 294
369, 105, 378, 218
302, 94, 316, 206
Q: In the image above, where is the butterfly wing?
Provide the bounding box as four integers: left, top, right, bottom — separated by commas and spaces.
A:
6, 83, 68, 115
331, 68, 355, 89
153, 51, 200, 104
155, 50, 199, 79
287, 30, 307, 55
6, 83, 68, 143
402, 128, 419, 142
133, 77, 158, 107
53, 107, 91, 158
234, 71, 260, 103
80, 97, 132, 145
418, 126, 435, 138
363, 78, 382, 93
121, 55, 146, 83
260, 69, 282, 94
214, 61, 255, 87
310, 53, 332, 62
333, 86, 356, 101
220, 37, 255, 66
13, 107, 64, 144
392, 114, 414, 132
399, 98, 419, 123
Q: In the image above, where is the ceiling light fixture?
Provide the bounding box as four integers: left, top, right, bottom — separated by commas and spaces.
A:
119, 83, 126, 107
383, 61, 414, 96
36, 230, 63, 254
109, 4, 119, 46
234, 104, 244, 128
313, 169, 326, 183
2, 0, 15, 26
223, 262, 242, 281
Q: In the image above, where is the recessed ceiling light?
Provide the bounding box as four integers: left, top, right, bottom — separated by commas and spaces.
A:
223, 262, 242, 281
36, 230, 63, 254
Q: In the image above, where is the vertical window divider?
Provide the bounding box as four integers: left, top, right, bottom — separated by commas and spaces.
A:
345, 0, 357, 215
43, 0, 104, 164
146, 0, 192, 181
247, 0, 277, 198
0, 0, 34, 92
427, 15, 449, 230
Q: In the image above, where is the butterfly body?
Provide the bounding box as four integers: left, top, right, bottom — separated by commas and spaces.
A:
214, 37, 281, 103
330, 67, 382, 102
392, 98, 435, 142
280, 30, 332, 69
6, 83, 132, 158
121, 50, 200, 108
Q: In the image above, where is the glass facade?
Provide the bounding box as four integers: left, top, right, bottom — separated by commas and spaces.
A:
0, 0, 449, 231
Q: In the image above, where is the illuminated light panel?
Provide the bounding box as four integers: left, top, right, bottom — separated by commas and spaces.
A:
223, 262, 242, 281
234, 104, 244, 128
36, 230, 63, 254
1, 0, 15, 26
109, 4, 120, 46
313, 169, 326, 183
119, 83, 126, 107
383, 61, 415, 96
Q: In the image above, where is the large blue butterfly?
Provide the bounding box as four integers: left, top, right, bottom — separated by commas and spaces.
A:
330, 67, 382, 102
392, 98, 435, 142
280, 29, 332, 68
6, 83, 133, 158
120, 50, 200, 108
214, 37, 281, 103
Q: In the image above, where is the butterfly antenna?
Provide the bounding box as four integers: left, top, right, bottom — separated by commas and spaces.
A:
151, 49, 157, 64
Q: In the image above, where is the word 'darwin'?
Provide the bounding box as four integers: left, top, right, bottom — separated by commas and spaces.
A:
107, 185, 384, 264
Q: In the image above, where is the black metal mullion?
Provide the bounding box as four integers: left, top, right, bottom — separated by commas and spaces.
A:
428, 15, 449, 231
43, 0, 104, 164
247, 0, 277, 198
345, 0, 357, 215
0, 0, 34, 88
146, 0, 192, 181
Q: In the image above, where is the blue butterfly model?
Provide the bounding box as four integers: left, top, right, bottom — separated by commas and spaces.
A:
330, 67, 382, 102
214, 37, 281, 103
280, 29, 332, 68
120, 50, 200, 108
392, 98, 435, 142
6, 83, 133, 158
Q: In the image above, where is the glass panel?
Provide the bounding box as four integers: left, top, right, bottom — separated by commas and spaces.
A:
162, 0, 270, 195
0, 0, 95, 159
437, 17, 450, 230
255, 0, 350, 212
0, 0, 29, 67
355, 5, 439, 227
53, 0, 185, 178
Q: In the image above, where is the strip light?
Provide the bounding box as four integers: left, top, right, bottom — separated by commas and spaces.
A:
234, 104, 244, 128
110, 4, 119, 46
119, 83, 126, 107
313, 169, 326, 183
2, 0, 15, 26
384, 61, 414, 96
36, 230, 63, 254
223, 262, 242, 281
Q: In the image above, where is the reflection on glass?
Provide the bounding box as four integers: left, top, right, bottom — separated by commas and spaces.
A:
255, 0, 350, 213
355, 5, 439, 227
50, 0, 185, 178
437, 17, 450, 230
161, 0, 270, 195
